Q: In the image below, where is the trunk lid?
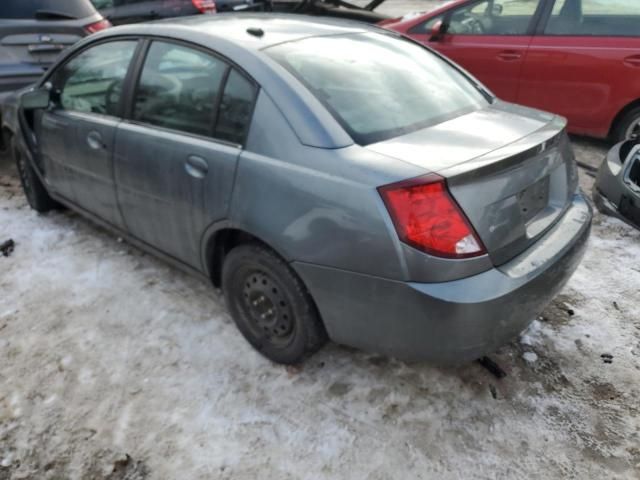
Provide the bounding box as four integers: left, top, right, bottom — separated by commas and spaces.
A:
366, 102, 579, 265
0, 28, 83, 67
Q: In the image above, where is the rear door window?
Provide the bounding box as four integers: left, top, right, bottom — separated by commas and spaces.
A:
546, 0, 640, 36
1, 0, 97, 19
54, 40, 138, 117
133, 41, 228, 138
214, 69, 256, 145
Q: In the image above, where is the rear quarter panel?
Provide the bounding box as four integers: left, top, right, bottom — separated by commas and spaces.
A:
227, 90, 426, 280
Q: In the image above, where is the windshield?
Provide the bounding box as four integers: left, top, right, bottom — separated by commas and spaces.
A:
266, 32, 489, 145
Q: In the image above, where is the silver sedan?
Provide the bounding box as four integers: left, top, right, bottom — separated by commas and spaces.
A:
12, 14, 591, 364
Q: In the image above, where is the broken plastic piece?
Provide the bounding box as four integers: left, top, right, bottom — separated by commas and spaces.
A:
0, 239, 15, 257
477, 356, 507, 379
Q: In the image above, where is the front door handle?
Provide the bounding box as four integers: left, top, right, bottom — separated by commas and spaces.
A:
624, 55, 640, 67
185, 155, 208, 179
497, 50, 522, 61
86, 130, 106, 150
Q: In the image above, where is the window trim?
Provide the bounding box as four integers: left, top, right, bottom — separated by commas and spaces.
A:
536, 0, 640, 37
123, 36, 260, 148
40, 36, 142, 120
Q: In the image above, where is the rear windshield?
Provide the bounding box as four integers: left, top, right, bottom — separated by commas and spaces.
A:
1, 0, 96, 19
266, 32, 489, 145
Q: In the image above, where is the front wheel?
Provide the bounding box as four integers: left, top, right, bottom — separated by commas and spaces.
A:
13, 138, 59, 212
222, 243, 327, 365
612, 106, 640, 143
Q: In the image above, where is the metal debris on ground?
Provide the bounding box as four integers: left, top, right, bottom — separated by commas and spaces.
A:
477, 356, 507, 379
0, 238, 15, 257
601, 353, 613, 364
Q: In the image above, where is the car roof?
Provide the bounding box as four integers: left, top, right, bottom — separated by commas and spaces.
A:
104, 13, 373, 50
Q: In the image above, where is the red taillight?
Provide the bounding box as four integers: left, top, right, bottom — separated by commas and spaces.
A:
192, 0, 217, 13
84, 19, 112, 34
378, 174, 486, 259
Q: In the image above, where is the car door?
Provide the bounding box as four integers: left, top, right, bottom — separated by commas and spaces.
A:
114, 40, 257, 268
37, 39, 139, 228
413, 0, 545, 102
518, 0, 640, 138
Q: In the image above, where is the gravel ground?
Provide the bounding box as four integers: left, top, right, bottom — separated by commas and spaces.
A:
1, 3, 639, 478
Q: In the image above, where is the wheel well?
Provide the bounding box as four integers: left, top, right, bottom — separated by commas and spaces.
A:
207, 229, 269, 288
610, 98, 640, 138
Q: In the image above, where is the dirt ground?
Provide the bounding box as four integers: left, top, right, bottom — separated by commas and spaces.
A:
1, 2, 640, 478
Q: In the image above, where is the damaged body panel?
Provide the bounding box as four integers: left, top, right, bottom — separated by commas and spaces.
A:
594, 138, 640, 230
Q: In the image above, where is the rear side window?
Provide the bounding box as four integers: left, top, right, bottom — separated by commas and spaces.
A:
215, 69, 256, 145
54, 40, 137, 116
1, 0, 97, 19
546, 0, 640, 36
133, 41, 227, 137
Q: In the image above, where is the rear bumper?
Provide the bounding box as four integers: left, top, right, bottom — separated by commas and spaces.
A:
294, 193, 592, 363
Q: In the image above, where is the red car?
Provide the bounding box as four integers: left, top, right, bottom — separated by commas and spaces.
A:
382, 0, 640, 142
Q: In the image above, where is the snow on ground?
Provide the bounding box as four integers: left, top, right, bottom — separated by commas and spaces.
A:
0, 138, 639, 479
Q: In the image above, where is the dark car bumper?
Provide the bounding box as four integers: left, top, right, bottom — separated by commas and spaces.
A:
294, 193, 592, 364
594, 140, 640, 229
0, 65, 46, 94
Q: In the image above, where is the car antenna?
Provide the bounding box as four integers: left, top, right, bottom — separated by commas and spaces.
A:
247, 27, 264, 37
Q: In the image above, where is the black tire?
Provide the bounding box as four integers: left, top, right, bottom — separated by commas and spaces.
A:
612, 106, 640, 143
222, 243, 327, 364
13, 137, 58, 213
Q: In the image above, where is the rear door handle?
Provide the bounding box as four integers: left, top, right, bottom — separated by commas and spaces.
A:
497, 50, 522, 61
624, 55, 640, 67
86, 131, 106, 150
185, 155, 208, 179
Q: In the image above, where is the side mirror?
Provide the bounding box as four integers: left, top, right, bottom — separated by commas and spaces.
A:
20, 82, 52, 110
492, 4, 503, 15
429, 20, 445, 42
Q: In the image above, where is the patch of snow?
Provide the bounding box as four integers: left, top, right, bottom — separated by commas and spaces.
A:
520, 319, 545, 346
1, 140, 639, 479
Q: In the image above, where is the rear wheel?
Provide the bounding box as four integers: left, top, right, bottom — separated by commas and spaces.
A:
13, 138, 58, 212
222, 243, 327, 364
612, 106, 640, 143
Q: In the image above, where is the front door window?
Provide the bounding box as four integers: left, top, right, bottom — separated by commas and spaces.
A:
53, 41, 138, 117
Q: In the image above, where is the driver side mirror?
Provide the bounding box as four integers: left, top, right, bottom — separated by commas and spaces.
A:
492, 4, 503, 15
429, 20, 445, 42
20, 82, 52, 110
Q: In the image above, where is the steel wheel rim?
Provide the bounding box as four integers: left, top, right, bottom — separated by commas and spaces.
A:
240, 270, 295, 346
